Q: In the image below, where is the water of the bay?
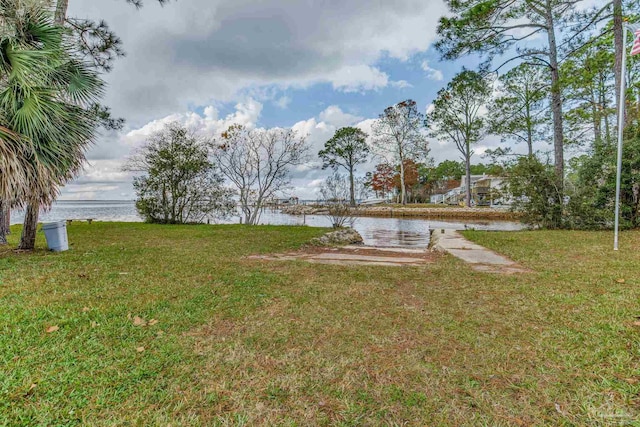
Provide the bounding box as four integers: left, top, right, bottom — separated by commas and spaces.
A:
10, 200, 524, 247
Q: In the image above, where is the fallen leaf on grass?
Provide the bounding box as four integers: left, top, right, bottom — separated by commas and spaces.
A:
617, 278, 626, 284
24, 383, 37, 396
82, 307, 90, 312
136, 347, 145, 353
132, 316, 147, 327
46, 325, 59, 333
632, 321, 640, 327
148, 319, 159, 326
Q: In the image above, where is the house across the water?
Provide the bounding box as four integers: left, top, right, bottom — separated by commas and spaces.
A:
430, 175, 510, 207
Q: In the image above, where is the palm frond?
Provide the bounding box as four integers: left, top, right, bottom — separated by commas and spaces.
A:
0, 0, 102, 206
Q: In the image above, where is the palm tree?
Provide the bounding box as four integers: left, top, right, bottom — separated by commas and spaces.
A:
0, 0, 103, 249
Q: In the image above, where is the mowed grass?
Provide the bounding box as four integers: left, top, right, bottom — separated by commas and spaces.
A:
1, 223, 640, 426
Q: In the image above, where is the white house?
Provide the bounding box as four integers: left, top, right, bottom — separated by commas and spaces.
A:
432, 174, 510, 206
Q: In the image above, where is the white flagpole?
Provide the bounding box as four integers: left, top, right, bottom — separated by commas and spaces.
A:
614, 25, 628, 251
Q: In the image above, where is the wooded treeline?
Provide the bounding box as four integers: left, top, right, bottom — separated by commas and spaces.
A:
429, 0, 640, 228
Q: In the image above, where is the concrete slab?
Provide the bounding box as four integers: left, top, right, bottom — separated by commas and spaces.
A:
431, 229, 529, 274
446, 249, 515, 265
247, 246, 432, 267
432, 233, 486, 251
305, 259, 421, 267
343, 245, 426, 254
311, 253, 424, 264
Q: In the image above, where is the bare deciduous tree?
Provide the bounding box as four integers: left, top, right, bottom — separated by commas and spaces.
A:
372, 99, 430, 205
319, 173, 356, 228
211, 125, 309, 225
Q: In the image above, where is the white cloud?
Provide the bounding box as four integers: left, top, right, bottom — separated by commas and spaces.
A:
56, 0, 455, 200
325, 65, 390, 93
58, 191, 99, 201
274, 96, 291, 109
125, 98, 263, 142
307, 179, 325, 189
63, 184, 120, 194
318, 106, 363, 128
67, 0, 447, 124
204, 106, 219, 120
421, 60, 444, 81
291, 117, 335, 169
425, 103, 435, 115
391, 80, 413, 89
62, 99, 264, 200
76, 160, 131, 185
576, 0, 602, 10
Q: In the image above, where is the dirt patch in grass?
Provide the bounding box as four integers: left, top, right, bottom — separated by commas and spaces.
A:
245, 245, 441, 268
301, 245, 437, 259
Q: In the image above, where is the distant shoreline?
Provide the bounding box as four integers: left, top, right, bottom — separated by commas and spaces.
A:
54, 199, 135, 203
282, 204, 521, 221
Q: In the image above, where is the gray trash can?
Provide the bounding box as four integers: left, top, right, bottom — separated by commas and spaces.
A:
42, 221, 69, 252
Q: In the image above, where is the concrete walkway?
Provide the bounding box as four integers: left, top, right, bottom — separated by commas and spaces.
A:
431, 229, 528, 274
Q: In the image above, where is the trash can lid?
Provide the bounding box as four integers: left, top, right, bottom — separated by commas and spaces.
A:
42, 221, 66, 230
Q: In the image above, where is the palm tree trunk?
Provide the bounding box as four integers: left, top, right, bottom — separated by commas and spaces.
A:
23, 2, 69, 250
18, 202, 39, 250
55, 0, 69, 24
0, 199, 8, 245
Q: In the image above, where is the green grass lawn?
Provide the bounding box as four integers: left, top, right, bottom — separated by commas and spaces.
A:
1, 223, 640, 426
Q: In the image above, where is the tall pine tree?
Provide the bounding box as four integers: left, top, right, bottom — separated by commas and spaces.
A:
436, 0, 610, 224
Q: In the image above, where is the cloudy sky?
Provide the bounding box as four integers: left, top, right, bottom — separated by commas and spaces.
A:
62, 0, 501, 201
